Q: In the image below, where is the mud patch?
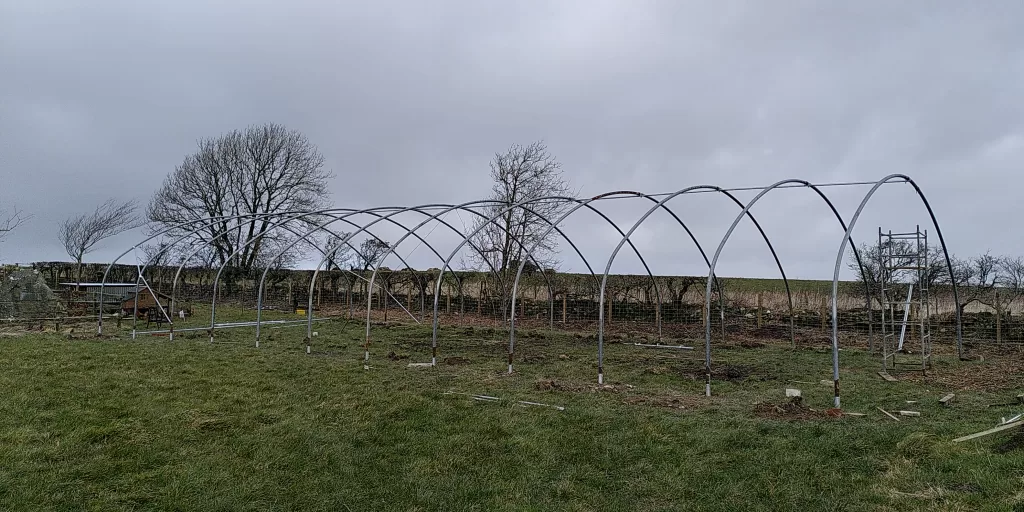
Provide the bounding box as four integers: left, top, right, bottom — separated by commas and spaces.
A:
677, 361, 752, 381
387, 351, 409, 361
994, 431, 1024, 454
534, 379, 587, 392
623, 393, 703, 410
753, 397, 827, 420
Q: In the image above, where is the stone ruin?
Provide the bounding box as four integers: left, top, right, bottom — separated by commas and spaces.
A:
0, 268, 65, 320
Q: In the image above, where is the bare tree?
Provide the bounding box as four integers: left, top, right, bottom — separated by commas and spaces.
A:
60, 199, 145, 283
0, 205, 29, 243
467, 141, 575, 274
950, 253, 997, 315
847, 241, 945, 308
147, 123, 333, 274
358, 238, 390, 271
323, 232, 354, 271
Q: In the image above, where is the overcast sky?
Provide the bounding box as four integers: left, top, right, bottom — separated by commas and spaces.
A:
2, 1, 1022, 281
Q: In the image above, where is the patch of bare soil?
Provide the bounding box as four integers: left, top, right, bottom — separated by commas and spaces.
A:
622, 393, 705, 410
534, 379, 584, 392
899, 355, 1024, 392
753, 397, 830, 421
443, 356, 470, 365
676, 360, 752, 381
387, 351, 409, 361
994, 432, 1024, 454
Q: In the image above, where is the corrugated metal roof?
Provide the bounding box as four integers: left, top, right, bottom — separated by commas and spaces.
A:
58, 283, 139, 287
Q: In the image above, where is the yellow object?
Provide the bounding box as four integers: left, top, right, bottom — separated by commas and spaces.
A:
296, 308, 306, 315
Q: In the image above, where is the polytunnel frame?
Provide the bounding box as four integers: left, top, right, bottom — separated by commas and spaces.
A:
701, 179, 872, 399
429, 195, 673, 369
696, 176, 959, 408
297, 202, 592, 354
246, 202, 560, 351
211, 208, 427, 341
122, 208, 413, 339
361, 200, 565, 362
505, 188, 771, 377
210, 207, 440, 341
828, 174, 963, 408
586, 185, 814, 385
324, 197, 663, 364
119, 205, 499, 341
97, 210, 344, 334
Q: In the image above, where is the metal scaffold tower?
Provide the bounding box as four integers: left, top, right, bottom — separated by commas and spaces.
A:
878, 225, 932, 372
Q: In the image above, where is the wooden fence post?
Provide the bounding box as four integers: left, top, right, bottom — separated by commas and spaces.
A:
820, 297, 827, 331
562, 293, 567, 324
996, 288, 1002, 343
756, 292, 763, 329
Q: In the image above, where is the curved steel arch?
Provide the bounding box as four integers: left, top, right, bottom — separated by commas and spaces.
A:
592, 185, 809, 384
297, 202, 581, 349
507, 191, 713, 374
702, 179, 878, 399
334, 197, 610, 363
138, 208, 400, 338
829, 174, 962, 408
209, 208, 424, 341
429, 195, 663, 367
362, 201, 563, 362
97, 210, 341, 333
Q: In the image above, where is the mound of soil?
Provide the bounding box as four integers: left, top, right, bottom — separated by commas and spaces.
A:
534, 379, 588, 392
753, 397, 827, 420
622, 394, 701, 410
994, 431, 1024, 454
387, 351, 409, 360
677, 361, 751, 381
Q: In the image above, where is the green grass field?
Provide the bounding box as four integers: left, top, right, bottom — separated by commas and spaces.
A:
2, 315, 1023, 511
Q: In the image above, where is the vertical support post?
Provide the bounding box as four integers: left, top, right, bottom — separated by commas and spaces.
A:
996, 288, 1002, 343
820, 297, 827, 331
756, 292, 763, 329
562, 293, 567, 324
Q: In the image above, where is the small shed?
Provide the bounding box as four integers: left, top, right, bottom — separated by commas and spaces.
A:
59, 282, 139, 315
120, 287, 172, 319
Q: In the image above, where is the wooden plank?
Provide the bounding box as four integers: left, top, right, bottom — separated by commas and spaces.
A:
878, 371, 898, 382
899, 410, 921, 417
953, 420, 1024, 443
877, 407, 900, 422
939, 393, 955, 405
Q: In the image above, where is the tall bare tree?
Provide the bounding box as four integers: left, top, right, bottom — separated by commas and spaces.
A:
467, 141, 575, 274
147, 123, 333, 274
847, 241, 945, 307
60, 199, 145, 283
323, 232, 355, 271
0, 206, 28, 243
358, 238, 390, 271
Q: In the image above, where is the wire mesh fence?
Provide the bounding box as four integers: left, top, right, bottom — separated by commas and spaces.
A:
9, 262, 1010, 347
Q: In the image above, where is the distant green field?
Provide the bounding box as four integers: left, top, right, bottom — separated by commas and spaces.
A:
1, 315, 1022, 510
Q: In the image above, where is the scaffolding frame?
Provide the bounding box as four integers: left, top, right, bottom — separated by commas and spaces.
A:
878, 225, 932, 372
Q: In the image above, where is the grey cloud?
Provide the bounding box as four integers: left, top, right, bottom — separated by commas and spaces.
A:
2, 1, 1023, 281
